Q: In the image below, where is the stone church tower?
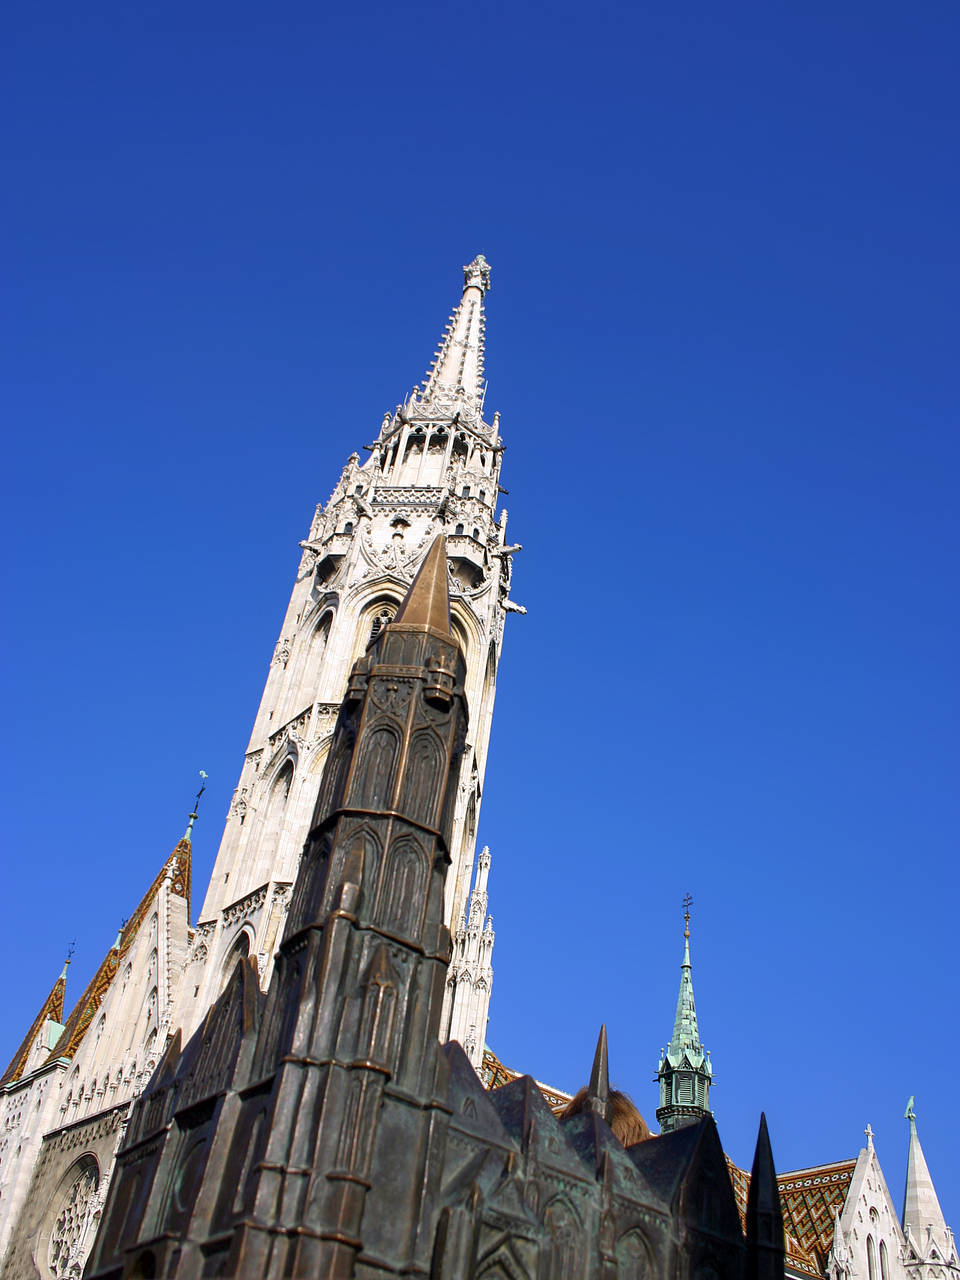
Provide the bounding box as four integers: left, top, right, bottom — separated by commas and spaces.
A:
0, 257, 517, 1280
180, 254, 520, 1063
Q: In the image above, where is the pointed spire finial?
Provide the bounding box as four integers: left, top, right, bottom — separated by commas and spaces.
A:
463, 254, 491, 293
746, 1112, 786, 1280
390, 537, 451, 635
183, 770, 208, 841
905, 1095, 916, 1124
902, 1098, 953, 1259
61, 940, 76, 981
419, 258, 490, 409
587, 1024, 611, 1120
682, 891, 692, 944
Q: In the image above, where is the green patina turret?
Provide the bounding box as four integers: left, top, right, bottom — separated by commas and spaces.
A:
655, 894, 713, 1133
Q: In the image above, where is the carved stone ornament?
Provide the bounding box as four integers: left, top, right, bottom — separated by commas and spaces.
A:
298, 547, 318, 581
221, 884, 268, 927
273, 637, 291, 668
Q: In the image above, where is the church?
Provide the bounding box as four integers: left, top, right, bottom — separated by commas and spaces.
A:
0, 258, 955, 1280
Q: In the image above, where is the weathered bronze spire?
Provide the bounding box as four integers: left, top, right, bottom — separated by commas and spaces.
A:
391, 534, 451, 634
586, 1023, 611, 1121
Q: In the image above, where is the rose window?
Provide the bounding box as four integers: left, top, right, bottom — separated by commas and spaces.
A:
48, 1163, 98, 1278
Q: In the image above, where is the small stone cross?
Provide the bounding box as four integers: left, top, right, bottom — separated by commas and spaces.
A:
865, 1123, 874, 1148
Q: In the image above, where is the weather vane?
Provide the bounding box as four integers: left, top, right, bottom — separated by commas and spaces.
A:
65, 939, 76, 967
682, 892, 693, 939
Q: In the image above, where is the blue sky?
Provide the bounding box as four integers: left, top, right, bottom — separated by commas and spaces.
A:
3, 0, 958, 1218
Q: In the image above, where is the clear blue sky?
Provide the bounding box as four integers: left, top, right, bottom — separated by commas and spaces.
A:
3, 0, 958, 1220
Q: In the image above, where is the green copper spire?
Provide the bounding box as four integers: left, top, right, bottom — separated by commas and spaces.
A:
655, 894, 713, 1134
670, 899, 701, 1053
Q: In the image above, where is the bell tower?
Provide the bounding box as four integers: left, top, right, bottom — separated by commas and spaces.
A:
178, 257, 521, 1065
655, 896, 714, 1133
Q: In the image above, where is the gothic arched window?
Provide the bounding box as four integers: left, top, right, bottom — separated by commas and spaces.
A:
220, 932, 250, 994
867, 1236, 877, 1280
880, 1241, 889, 1280
368, 604, 396, 646
304, 611, 333, 696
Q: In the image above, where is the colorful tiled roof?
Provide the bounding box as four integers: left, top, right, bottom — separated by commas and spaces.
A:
0, 967, 66, 1087
43, 837, 191, 1067
480, 1046, 573, 1114
727, 1155, 856, 1278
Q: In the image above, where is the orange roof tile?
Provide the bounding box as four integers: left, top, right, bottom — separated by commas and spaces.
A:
727, 1155, 856, 1278
43, 838, 191, 1066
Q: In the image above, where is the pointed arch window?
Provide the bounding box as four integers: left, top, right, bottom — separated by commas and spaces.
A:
455, 524, 464, 537
257, 757, 296, 872
368, 604, 396, 646
220, 932, 250, 994
867, 1236, 877, 1280
880, 1241, 889, 1280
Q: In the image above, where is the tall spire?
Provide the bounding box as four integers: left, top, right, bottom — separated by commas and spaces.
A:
671, 891, 701, 1050
655, 894, 713, 1133
418, 255, 490, 417
902, 1099, 958, 1275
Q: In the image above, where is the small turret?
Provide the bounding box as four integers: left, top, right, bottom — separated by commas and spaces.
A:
656, 894, 713, 1134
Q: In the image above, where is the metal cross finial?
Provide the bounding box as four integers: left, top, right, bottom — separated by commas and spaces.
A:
682, 893, 693, 939
65, 939, 76, 968
184, 770, 208, 840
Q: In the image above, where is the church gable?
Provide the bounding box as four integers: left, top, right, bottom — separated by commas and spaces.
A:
0, 967, 65, 1087
489, 1074, 593, 1185
45, 837, 191, 1075
560, 1109, 648, 1196
677, 1117, 746, 1243
444, 1040, 516, 1149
